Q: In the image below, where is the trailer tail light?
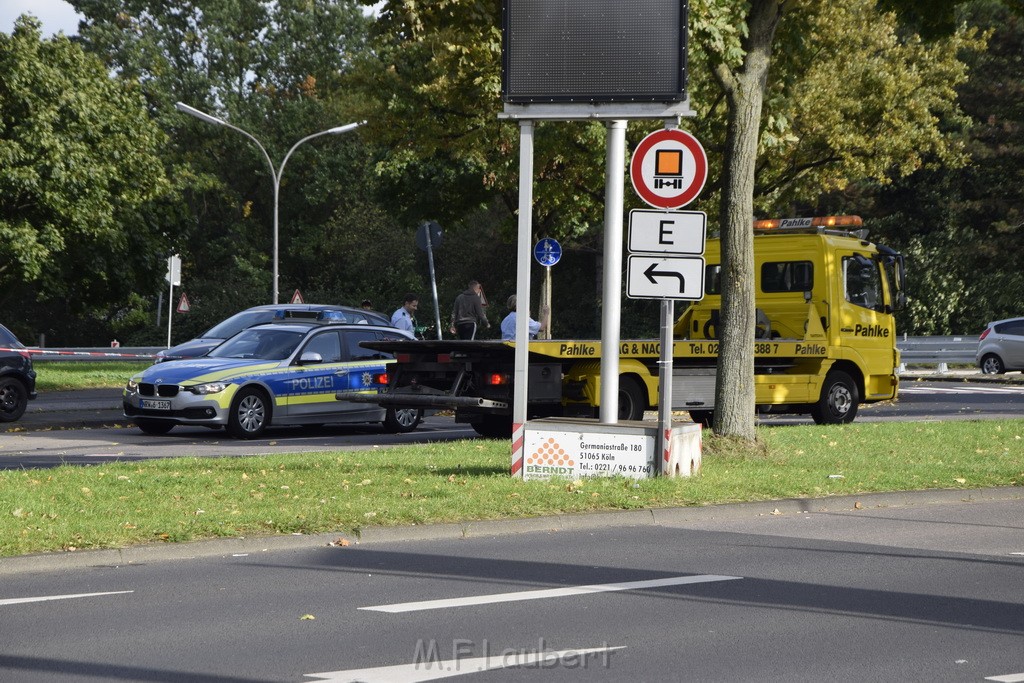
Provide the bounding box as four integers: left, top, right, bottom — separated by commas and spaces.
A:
396, 353, 411, 363
979, 327, 991, 341
487, 373, 510, 386
437, 354, 451, 363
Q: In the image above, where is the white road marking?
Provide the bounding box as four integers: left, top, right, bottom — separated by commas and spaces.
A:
360, 574, 742, 613
985, 674, 1024, 682
900, 385, 1023, 394
305, 645, 626, 682
0, 590, 133, 606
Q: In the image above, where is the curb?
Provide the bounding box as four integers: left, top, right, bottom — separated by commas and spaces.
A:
2, 486, 1020, 576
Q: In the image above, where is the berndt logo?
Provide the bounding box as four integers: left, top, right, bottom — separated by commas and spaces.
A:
526, 437, 575, 475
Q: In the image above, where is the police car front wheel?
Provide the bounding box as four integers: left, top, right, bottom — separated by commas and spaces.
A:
228, 387, 270, 439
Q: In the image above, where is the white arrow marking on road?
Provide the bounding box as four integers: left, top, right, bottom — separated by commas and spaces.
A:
986, 674, 1024, 682
0, 590, 133, 606
360, 574, 741, 613
305, 646, 626, 682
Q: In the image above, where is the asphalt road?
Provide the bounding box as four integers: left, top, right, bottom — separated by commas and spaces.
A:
1, 489, 1021, 682
3, 376, 1023, 470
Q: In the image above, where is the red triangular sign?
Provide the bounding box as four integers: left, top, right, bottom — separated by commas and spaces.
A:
176, 292, 190, 313
290, 289, 304, 304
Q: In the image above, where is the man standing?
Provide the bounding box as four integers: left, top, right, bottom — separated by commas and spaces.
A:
391, 293, 418, 333
450, 280, 489, 339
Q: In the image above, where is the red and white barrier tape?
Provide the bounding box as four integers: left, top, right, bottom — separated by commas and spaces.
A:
0, 347, 157, 359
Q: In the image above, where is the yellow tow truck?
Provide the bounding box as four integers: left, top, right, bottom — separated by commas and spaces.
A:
343, 216, 905, 435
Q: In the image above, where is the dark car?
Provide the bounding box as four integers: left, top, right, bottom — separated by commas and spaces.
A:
0, 323, 37, 422
156, 304, 391, 362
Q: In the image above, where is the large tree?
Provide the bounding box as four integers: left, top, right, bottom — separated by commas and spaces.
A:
0, 16, 170, 317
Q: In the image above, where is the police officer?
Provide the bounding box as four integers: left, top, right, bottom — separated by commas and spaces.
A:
391, 293, 418, 333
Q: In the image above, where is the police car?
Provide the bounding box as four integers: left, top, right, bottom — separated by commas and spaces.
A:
123, 312, 422, 438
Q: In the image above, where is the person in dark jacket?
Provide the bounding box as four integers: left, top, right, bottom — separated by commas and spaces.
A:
450, 280, 489, 339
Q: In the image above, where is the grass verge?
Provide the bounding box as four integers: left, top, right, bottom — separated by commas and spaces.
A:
33, 361, 150, 391
1, 420, 1021, 557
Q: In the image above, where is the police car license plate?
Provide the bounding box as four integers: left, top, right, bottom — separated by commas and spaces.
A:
141, 399, 171, 411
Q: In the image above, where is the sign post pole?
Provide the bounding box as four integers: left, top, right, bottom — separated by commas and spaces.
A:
599, 120, 627, 424
424, 229, 442, 340
416, 221, 444, 340
511, 120, 535, 477
165, 255, 181, 348
657, 300, 675, 474
543, 266, 552, 339
533, 238, 561, 340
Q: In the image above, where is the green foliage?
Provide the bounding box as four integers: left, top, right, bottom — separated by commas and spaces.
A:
828, 1, 1024, 334
0, 17, 171, 311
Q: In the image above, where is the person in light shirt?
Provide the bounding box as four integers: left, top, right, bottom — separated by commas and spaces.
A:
390, 293, 418, 333
500, 295, 544, 340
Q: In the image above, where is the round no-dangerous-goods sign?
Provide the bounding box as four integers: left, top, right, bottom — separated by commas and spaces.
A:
630, 128, 708, 209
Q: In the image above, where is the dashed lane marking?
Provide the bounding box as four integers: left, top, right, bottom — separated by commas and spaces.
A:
360, 574, 742, 613
0, 590, 133, 606
304, 646, 626, 682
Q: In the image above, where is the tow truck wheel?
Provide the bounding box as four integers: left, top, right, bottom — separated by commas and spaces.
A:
135, 418, 174, 435
472, 415, 512, 438
811, 370, 859, 424
618, 377, 646, 421
227, 387, 270, 439
383, 407, 423, 433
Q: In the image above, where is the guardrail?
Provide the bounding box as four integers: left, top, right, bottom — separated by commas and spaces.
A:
22, 336, 979, 371
897, 335, 977, 372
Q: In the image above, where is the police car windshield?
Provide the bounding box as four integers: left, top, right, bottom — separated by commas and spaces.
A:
202, 310, 278, 339
209, 328, 305, 361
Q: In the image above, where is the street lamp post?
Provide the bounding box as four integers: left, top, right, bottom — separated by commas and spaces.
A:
175, 102, 365, 304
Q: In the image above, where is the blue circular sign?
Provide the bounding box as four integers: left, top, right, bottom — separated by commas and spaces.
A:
533, 238, 562, 267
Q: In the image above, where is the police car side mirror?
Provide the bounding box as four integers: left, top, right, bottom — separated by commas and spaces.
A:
298, 352, 323, 365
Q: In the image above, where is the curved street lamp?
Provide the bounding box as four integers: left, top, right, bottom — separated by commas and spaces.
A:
175, 102, 365, 304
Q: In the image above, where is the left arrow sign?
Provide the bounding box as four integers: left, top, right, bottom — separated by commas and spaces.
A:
627, 255, 705, 300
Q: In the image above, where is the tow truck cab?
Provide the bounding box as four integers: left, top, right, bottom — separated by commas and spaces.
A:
672, 215, 906, 423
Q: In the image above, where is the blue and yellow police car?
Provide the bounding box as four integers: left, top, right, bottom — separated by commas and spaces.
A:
123, 312, 421, 438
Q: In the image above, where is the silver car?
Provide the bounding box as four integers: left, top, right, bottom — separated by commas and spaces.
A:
976, 317, 1024, 374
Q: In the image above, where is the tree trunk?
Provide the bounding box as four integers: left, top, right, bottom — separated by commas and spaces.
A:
711, 0, 783, 441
